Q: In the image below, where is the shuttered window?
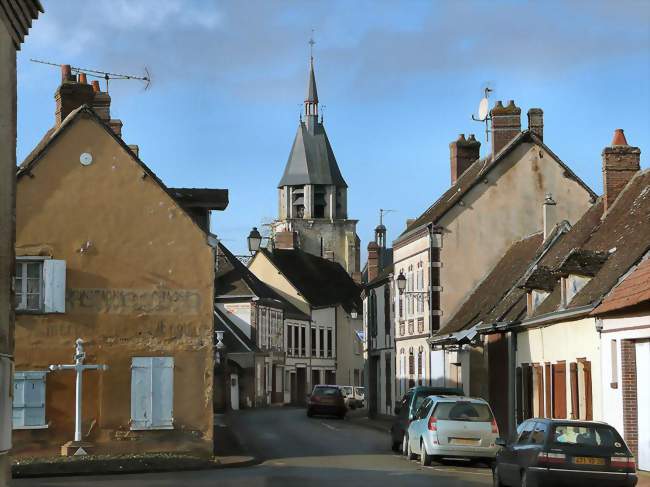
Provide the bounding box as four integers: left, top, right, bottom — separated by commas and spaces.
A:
15, 259, 66, 313
131, 357, 174, 430
552, 361, 567, 419
13, 371, 47, 428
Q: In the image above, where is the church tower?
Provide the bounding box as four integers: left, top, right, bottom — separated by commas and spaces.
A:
272, 54, 360, 278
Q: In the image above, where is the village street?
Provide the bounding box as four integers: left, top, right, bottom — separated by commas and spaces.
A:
14, 408, 492, 486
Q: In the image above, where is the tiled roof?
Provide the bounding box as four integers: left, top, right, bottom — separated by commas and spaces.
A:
0, 0, 43, 49
395, 131, 596, 242
592, 257, 650, 315
262, 248, 361, 312
215, 243, 310, 320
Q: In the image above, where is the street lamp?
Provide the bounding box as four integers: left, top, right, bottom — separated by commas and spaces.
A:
396, 271, 407, 293
215, 330, 225, 366
247, 227, 263, 253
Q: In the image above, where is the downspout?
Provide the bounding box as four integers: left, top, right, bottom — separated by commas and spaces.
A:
427, 223, 437, 387
507, 331, 517, 437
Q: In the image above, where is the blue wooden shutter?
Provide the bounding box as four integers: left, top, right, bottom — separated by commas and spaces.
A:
13, 371, 46, 428
131, 357, 152, 429
151, 357, 173, 428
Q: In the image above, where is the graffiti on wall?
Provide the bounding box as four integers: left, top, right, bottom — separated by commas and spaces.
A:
66, 288, 202, 315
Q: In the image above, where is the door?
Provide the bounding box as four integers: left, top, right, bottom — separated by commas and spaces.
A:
290, 372, 297, 404
500, 420, 534, 485
297, 368, 307, 405
637, 341, 650, 471
230, 374, 239, 410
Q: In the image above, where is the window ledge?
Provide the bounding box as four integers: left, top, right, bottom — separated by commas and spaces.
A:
130, 425, 174, 431
14, 424, 49, 430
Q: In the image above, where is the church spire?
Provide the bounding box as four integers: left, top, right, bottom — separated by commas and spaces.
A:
304, 36, 319, 128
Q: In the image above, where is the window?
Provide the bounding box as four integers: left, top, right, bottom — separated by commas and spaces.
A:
300, 326, 306, 356
415, 398, 432, 420
15, 259, 66, 313
131, 357, 174, 430
563, 274, 591, 306
319, 328, 325, 357
516, 420, 535, 444
13, 371, 47, 429
287, 325, 293, 356
327, 329, 333, 357
311, 328, 316, 356
610, 340, 618, 388
531, 421, 547, 444
433, 401, 493, 422
385, 354, 392, 408
384, 285, 391, 336
369, 290, 377, 337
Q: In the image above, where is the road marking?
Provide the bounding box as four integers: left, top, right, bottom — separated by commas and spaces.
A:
320, 422, 339, 431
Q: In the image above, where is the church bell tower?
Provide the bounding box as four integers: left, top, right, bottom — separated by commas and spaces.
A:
272, 51, 360, 278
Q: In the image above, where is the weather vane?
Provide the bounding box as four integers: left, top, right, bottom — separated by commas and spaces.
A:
309, 29, 315, 59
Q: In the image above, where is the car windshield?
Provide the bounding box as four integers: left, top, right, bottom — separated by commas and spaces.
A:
433, 401, 493, 422
551, 424, 624, 448
313, 387, 341, 396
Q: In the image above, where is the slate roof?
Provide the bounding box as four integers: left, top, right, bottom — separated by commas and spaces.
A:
306, 58, 318, 103
261, 248, 361, 312
441, 232, 544, 335
396, 131, 596, 241
215, 243, 310, 320
16, 105, 225, 238
278, 120, 347, 188
0, 0, 43, 49
169, 188, 229, 210
592, 256, 650, 315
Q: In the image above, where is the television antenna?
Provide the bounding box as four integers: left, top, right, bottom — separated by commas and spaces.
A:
471, 85, 493, 141
379, 208, 396, 226
30, 59, 151, 92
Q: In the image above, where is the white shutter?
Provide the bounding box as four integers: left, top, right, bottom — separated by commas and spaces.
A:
151, 357, 174, 428
43, 260, 66, 313
131, 357, 153, 429
13, 371, 46, 428
12, 375, 25, 428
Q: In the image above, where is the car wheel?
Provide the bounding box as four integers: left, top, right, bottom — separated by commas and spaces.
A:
492, 465, 504, 487
407, 439, 417, 461
420, 440, 432, 466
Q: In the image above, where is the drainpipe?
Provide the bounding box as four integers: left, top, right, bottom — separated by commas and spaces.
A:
507, 331, 517, 438
428, 224, 434, 385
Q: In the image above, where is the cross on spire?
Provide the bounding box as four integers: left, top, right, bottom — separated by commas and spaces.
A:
309, 29, 315, 60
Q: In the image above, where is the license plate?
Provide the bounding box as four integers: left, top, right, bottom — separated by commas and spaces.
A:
449, 438, 480, 446
573, 457, 605, 465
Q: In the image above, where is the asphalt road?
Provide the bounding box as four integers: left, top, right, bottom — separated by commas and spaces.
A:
15, 407, 493, 487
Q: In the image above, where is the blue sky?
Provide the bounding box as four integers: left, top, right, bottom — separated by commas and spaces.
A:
16, 1, 650, 257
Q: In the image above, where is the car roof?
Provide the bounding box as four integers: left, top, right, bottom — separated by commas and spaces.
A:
408, 386, 464, 394
314, 384, 341, 388
524, 418, 611, 426
425, 395, 488, 403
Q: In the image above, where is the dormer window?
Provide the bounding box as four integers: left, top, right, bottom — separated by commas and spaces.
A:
562, 274, 591, 307
527, 289, 549, 316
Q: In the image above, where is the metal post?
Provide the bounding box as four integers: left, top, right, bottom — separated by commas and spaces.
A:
75, 366, 82, 442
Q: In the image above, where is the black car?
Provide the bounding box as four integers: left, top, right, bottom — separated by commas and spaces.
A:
307, 385, 347, 419
493, 418, 638, 487
389, 386, 464, 452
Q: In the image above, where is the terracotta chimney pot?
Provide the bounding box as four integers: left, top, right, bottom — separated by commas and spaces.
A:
78, 72, 87, 84
61, 64, 72, 82
91, 80, 101, 92
611, 128, 628, 146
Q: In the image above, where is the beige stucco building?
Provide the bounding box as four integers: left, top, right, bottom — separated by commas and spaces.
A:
392, 102, 595, 400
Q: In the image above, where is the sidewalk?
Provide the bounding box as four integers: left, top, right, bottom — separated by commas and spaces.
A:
346, 408, 393, 434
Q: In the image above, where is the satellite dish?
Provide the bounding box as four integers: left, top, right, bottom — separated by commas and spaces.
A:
477, 97, 489, 121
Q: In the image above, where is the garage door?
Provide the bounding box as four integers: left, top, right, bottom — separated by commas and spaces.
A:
637, 341, 650, 471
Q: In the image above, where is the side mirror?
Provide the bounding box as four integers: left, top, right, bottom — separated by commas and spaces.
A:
495, 438, 507, 447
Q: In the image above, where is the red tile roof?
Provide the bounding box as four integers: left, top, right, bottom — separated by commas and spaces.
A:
592, 257, 650, 315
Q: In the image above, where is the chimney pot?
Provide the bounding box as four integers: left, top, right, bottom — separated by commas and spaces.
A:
91, 80, 101, 93
78, 72, 88, 84
450, 131, 481, 185
458, 134, 466, 141
490, 99, 521, 156
60, 64, 72, 82
602, 129, 641, 212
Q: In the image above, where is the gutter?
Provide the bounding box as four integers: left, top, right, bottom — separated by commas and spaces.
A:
508, 304, 594, 330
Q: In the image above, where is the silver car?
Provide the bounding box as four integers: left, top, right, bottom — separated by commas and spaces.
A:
405, 395, 500, 466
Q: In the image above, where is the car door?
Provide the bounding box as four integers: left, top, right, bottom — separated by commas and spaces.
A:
394, 393, 412, 442
500, 420, 535, 485
410, 398, 432, 454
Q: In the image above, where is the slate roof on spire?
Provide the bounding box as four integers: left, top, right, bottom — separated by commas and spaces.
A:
306, 57, 318, 103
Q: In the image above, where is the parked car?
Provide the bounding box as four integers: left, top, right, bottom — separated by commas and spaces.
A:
405, 395, 499, 466
307, 385, 347, 419
390, 386, 464, 452
340, 385, 356, 409
493, 419, 638, 487
354, 386, 365, 408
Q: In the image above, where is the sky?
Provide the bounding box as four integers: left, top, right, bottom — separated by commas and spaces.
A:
16, 0, 650, 257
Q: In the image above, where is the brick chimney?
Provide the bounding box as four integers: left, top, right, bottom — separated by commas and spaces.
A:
55, 64, 94, 126
528, 108, 543, 141
602, 129, 640, 212
274, 231, 298, 250
450, 133, 480, 185
367, 241, 379, 282
490, 100, 521, 156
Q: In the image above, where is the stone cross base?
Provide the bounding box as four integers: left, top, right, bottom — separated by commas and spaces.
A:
61, 441, 95, 457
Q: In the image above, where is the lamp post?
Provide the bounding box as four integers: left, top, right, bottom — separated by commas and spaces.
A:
396, 271, 428, 302
215, 330, 225, 366
247, 227, 263, 253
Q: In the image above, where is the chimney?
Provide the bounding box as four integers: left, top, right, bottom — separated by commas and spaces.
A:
490, 100, 521, 156
91, 82, 111, 121
450, 133, 481, 185
528, 108, 543, 141
542, 193, 557, 240
274, 231, 298, 250
55, 64, 95, 126
128, 145, 140, 158
367, 241, 380, 282
602, 129, 641, 213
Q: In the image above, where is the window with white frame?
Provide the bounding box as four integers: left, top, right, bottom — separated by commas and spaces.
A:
417, 262, 424, 313
13, 371, 47, 429
131, 357, 174, 430
15, 258, 66, 313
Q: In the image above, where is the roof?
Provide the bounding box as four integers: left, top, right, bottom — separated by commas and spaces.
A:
215, 243, 310, 320
592, 256, 650, 315
16, 105, 223, 238
395, 131, 596, 242
0, 0, 43, 49
169, 188, 229, 210
214, 308, 259, 353
306, 58, 318, 103
277, 120, 347, 188
532, 170, 650, 317
441, 232, 544, 335
261, 248, 361, 312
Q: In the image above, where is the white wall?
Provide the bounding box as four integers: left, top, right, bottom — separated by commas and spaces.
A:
217, 302, 252, 338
